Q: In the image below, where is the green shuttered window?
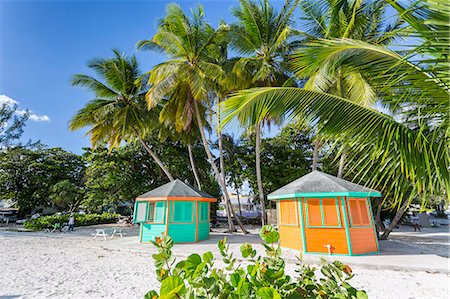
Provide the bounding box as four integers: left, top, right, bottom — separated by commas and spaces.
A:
172, 201, 194, 223
154, 202, 165, 223
134, 201, 165, 224
134, 202, 148, 223
199, 202, 209, 222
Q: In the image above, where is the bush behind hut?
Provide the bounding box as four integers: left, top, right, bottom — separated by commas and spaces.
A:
24, 212, 119, 230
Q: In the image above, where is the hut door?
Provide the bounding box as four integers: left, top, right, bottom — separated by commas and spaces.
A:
170, 201, 196, 242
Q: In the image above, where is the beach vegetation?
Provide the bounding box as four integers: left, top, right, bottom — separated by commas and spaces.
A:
145, 225, 367, 299
23, 212, 119, 231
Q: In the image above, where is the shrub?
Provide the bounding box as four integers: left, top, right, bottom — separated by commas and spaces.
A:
23, 212, 119, 230
145, 225, 368, 299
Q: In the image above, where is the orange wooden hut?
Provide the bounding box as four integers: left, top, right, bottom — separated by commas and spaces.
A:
269, 171, 381, 255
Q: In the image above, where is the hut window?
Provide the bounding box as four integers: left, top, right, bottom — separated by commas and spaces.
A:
279, 200, 298, 226
199, 202, 209, 222
147, 202, 155, 222
306, 198, 341, 227
154, 202, 165, 223
134, 201, 148, 223
307, 199, 322, 226
322, 198, 340, 226
171, 201, 194, 223
348, 199, 371, 226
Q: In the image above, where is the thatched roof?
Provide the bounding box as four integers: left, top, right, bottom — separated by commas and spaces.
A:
268, 171, 381, 199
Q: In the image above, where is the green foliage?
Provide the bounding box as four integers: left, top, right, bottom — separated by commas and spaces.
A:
0, 146, 85, 216
145, 225, 367, 299
82, 143, 219, 212
23, 212, 118, 231
0, 101, 29, 148
49, 180, 85, 212
239, 122, 315, 197
220, 0, 450, 209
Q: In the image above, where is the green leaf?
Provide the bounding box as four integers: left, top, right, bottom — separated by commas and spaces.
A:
356, 290, 369, 299
144, 290, 158, 299
259, 225, 279, 244
240, 242, 255, 258
159, 276, 185, 299
202, 251, 213, 263
258, 287, 282, 299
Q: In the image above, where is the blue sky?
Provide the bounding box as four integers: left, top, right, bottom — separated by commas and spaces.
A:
1, 0, 287, 154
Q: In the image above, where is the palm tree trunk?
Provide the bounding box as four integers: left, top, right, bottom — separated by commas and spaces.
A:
187, 142, 201, 190
193, 100, 248, 234
236, 186, 243, 217
375, 198, 384, 236
312, 138, 320, 171
337, 149, 346, 178
379, 200, 409, 240
255, 122, 266, 226
138, 138, 174, 181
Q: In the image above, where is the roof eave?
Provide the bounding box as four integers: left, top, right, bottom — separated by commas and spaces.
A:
136, 196, 217, 202
268, 191, 382, 200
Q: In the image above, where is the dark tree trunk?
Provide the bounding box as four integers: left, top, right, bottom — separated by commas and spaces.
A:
187, 142, 201, 190
193, 99, 248, 234
236, 187, 243, 217
312, 138, 320, 171
138, 138, 174, 181
379, 200, 409, 240
337, 149, 346, 178
374, 198, 384, 236
255, 123, 266, 225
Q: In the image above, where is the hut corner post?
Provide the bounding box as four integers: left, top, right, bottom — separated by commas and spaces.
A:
298, 197, 307, 253
368, 198, 380, 252
340, 196, 353, 255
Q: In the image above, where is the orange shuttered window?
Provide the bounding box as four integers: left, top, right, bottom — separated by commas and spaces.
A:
348, 198, 371, 226
322, 198, 339, 226
279, 200, 298, 226
307, 198, 322, 226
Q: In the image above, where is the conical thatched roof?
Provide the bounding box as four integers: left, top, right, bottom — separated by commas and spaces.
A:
268, 171, 381, 199
137, 179, 215, 200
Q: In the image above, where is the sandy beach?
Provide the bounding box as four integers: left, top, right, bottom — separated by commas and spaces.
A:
0, 225, 449, 299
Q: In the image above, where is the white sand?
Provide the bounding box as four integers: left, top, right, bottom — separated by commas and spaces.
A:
0, 226, 448, 299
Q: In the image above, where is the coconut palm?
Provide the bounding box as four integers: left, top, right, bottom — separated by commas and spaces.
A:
157, 84, 208, 190
69, 50, 174, 181
137, 4, 248, 233
297, 0, 403, 176
221, 0, 449, 239
228, 0, 300, 225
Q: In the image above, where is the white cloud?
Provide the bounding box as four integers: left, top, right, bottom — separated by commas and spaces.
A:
0, 95, 19, 107
1, 94, 50, 122
29, 114, 50, 122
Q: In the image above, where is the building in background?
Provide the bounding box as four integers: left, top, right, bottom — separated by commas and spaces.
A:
216, 192, 260, 218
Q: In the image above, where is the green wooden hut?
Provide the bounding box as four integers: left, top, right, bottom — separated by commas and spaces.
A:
133, 179, 216, 243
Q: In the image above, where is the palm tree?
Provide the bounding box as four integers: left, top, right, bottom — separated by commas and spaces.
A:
297, 0, 403, 176
221, 0, 449, 239
69, 50, 174, 181
213, 133, 246, 217
157, 84, 206, 190
228, 0, 299, 225
137, 4, 248, 233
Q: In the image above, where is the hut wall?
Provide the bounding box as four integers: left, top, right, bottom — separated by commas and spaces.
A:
198, 223, 210, 241
277, 199, 302, 251
349, 227, 378, 254
198, 202, 210, 241
168, 200, 196, 243
302, 197, 349, 254
346, 197, 378, 254
141, 224, 166, 242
